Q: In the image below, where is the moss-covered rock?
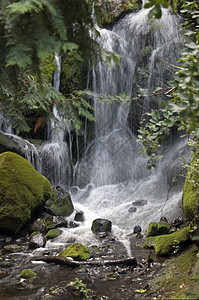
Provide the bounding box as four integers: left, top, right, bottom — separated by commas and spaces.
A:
146, 222, 158, 237
143, 236, 156, 249
50, 188, 74, 217
18, 269, 37, 279
0, 152, 52, 234
182, 154, 199, 220
59, 243, 89, 261
154, 227, 190, 256
46, 228, 63, 239
157, 221, 171, 235
91, 218, 112, 234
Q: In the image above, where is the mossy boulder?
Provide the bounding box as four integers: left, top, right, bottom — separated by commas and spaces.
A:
46, 228, 63, 239
154, 227, 190, 256
143, 236, 156, 249
0, 152, 52, 234
157, 221, 171, 235
91, 218, 112, 234
146, 222, 158, 237
59, 243, 89, 261
49, 187, 74, 217
18, 269, 37, 279
182, 154, 199, 220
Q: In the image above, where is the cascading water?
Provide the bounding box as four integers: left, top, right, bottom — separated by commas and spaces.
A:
47, 9, 192, 254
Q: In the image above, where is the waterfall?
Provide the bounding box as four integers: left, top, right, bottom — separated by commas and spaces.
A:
40, 54, 72, 186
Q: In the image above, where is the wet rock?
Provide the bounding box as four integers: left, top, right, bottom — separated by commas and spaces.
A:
91, 218, 112, 234
49, 186, 74, 217
133, 225, 142, 234
143, 236, 156, 249
74, 210, 85, 222
45, 215, 68, 230
128, 207, 137, 213
132, 199, 148, 206
160, 216, 168, 223
171, 217, 184, 228
29, 218, 46, 233
18, 269, 37, 279
59, 243, 89, 261
29, 233, 46, 249
157, 221, 171, 235
69, 221, 79, 228
5, 236, 12, 243
146, 222, 158, 237
46, 229, 63, 239
4, 244, 23, 253
70, 186, 79, 196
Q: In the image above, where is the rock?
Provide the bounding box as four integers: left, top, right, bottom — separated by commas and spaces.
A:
171, 217, 184, 228
157, 221, 171, 235
132, 199, 148, 206
188, 215, 199, 247
160, 216, 168, 223
128, 207, 137, 213
45, 216, 68, 230
74, 210, 84, 222
18, 269, 37, 279
154, 227, 190, 256
0, 152, 52, 234
29, 218, 46, 233
4, 244, 23, 252
91, 218, 112, 234
146, 222, 158, 237
59, 243, 89, 261
136, 233, 143, 239
69, 221, 79, 228
133, 225, 142, 234
50, 186, 74, 217
46, 229, 63, 239
29, 233, 46, 249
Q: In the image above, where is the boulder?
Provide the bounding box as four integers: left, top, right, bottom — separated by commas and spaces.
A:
160, 216, 168, 223
157, 221, 171, 235
91, 218, 112, 234
59, 243, 89, 261
143, 236, 156, 249
46, 229, 63, 239
132, 199, 148, 206
18, 269, 37, 279
188, 215, 199, 247
49, 186, 74, 217
0, 152, 52, 234
45, 216, 68, 230
74, 210, 84, 222
29, 218, 47, 233
128, 207, 137, 213
154, 227, 190, 256
29, 233, 46, 249
146, 222, 158, 237
133, 225, 142, 234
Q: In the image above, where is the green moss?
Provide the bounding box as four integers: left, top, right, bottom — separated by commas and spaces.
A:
50, 191, 74, 217
147, 245, 199, 299
154, 227, 190, 256
157, 221, 171, 235
40, 54, 56, 84
0, 152, 52, 234
59, 243, 89, 261
182, 154, 199, 220
143, 236, 156, 248
30, 231, 39, 238
46, 228, 62, 239
146, 222, 158, 237
18, 269, 37, 279
123, 0, 139, 11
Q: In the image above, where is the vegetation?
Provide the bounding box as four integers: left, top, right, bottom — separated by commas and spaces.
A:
59, 243, 89, 261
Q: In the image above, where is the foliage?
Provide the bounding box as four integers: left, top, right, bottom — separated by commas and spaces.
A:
67, 277, 91, 298
138, 0, 199, 168
123, 0, 139, 11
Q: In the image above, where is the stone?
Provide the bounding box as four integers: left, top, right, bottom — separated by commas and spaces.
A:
154, 227, 189, 256
0, 152, 52, 234
160, 216, 168, 223
29, 218, 46, 233
46, 229, 63, 239
29, 233, 46, 249
132, 199, 148, 206
128, 207, 137, 213
74, 210, 84, 222
18, 269, 37, 279
91, 218, 112, 234
143, 236, 156, 249
59, 243, 89, 261
45, 216, 68, 230
146, 222, 158, 237
4, 244, 23, 253
157, 221, 171, 235
69, 221, 79, 228
50, 186, 74, 217
133, 225, 142, 234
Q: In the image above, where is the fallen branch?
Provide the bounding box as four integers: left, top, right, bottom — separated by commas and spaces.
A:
32, 256, 137, 268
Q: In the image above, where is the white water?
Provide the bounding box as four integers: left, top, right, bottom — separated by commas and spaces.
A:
45, 9, 192, 254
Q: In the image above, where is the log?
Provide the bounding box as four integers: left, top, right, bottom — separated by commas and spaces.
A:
32, 256, 137, 268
